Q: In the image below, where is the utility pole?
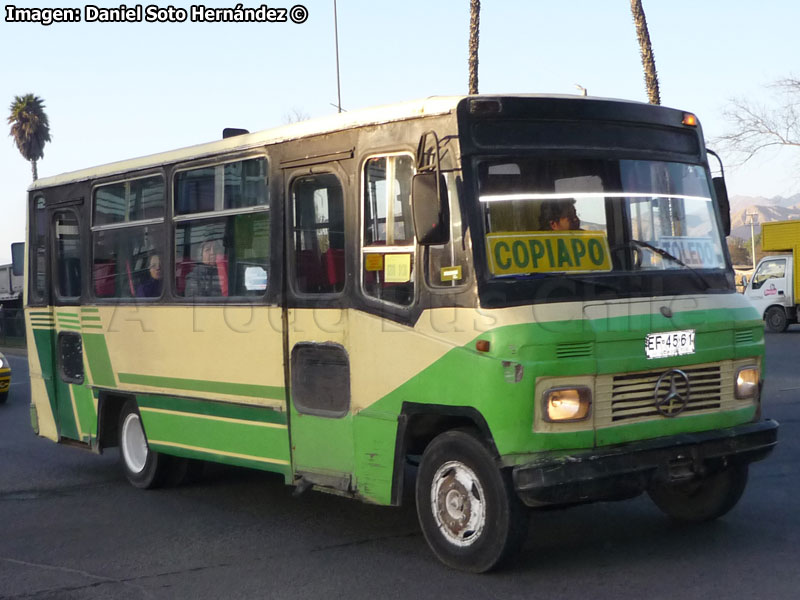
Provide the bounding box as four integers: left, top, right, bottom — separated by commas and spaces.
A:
745, 211, 759, 268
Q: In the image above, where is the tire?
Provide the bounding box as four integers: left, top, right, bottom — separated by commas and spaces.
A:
118, 399, 169, 489
415, 430, 528, 573
0, 392, 7, 404
765, 306, 789, 333
648, 463, 749, 523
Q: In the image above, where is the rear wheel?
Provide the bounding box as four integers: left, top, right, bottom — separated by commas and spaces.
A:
118, 400, 169, 489
765, 306, 789, 333
648, 463, 749, 523
415, 430, 528, 573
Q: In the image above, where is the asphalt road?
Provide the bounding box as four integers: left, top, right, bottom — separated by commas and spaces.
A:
1, 330, 798, 600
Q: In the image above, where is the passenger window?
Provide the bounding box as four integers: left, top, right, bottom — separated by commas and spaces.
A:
362, 155, 415, 305
92, 175, 165, 299
94, 175, 164, 226
93, 225, 163, 298
174, 158, 270, 299
175, 214, 269, 297
31, 196, 47, 302
175, 158, 267, 215
54, 211, 82, 299
291, 174, 345, 294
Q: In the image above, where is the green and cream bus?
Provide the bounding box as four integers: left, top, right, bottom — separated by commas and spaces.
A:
17, 95, 778, 572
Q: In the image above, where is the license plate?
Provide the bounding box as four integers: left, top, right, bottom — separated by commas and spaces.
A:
645, 329, 696, 359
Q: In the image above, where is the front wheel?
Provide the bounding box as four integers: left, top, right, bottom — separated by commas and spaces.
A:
765, 306, 789, 333
647, 463, 749, 523
415, 430, 528, 573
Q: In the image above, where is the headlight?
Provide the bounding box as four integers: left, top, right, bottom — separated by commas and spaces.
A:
735, 366, 759, 399
543, 387, 592, 422
0, 355, 8, 369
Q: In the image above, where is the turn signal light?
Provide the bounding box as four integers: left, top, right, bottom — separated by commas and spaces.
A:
682, 113, 698, 126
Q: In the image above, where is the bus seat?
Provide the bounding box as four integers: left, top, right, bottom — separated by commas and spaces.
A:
93, 261, 116, 297
125, 260, 135, 297
175, 258, 193, 295
296, 250, 325, 293
216, 254, 229, 297
324, 248, 345, 289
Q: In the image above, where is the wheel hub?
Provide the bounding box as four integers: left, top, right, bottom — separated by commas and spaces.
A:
430, 461, 486, 547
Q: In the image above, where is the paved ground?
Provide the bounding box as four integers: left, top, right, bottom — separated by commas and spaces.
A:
0, 329, 798, 599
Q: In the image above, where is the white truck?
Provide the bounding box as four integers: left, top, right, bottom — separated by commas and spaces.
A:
743, 220, 800, 332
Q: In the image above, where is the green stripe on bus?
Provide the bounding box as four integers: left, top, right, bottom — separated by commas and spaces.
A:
81, 333, 116, 387
80, 307, 100, 313
137, 394, 287, 425
71, 384, 97, 440
80, 316, 102, 322
58, 324, 82, 331
118, 373, 285, 400
31, 329, 59, 429
81, 325, 103, 330
140, 408, 291, 476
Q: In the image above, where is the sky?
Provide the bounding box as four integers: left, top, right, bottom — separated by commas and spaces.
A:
2, 0, 799, 263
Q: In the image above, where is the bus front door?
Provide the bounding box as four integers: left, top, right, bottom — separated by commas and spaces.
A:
285, 168, 355, 492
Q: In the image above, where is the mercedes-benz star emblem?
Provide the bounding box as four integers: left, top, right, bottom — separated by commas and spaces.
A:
654, 369, 690, 417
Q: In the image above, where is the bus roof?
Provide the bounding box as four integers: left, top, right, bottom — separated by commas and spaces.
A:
29, 95, 465, 191
29, 94, 659, 191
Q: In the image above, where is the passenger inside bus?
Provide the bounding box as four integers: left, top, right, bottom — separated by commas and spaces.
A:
539, 199, 581, 231
184, 240, 224, 297
136, 254, 162, 298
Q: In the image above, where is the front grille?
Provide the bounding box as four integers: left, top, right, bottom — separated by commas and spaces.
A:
594, 362, 736, 426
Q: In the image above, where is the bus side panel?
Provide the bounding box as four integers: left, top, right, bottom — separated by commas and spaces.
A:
136, 394, 292, 480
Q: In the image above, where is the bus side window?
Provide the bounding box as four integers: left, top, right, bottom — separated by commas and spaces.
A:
290, 174, 345, 295
54, 210, 82, 299
361, 154, 415, 306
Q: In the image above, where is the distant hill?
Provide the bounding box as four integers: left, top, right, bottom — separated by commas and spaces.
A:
729, 194, 800, 239
729, 193, 800, 214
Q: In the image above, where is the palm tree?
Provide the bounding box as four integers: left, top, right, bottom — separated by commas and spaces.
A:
630, 0, 661, 105
8, 94, 51, 181
468, 0, 480, 94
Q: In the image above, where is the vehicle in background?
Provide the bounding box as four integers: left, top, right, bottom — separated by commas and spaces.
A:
0, 352, 10, 403
742, 220, 800, 332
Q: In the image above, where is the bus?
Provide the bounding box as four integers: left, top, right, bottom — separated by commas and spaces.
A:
16, 95, 778, 572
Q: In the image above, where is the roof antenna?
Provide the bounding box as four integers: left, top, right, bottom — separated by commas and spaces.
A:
333, 0, 342, 113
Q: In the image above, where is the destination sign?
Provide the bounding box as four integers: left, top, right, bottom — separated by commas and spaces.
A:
654, 236, 720, 268
486, 231, 612, 275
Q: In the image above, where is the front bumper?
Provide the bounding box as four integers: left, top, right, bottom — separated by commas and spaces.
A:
513, 419, 779, 507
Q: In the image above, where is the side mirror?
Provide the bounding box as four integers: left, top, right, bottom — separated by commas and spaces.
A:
11, 242, 24, 277
740, 275, 748, 289
713, 176, 731, 237
412, 172, 450, 246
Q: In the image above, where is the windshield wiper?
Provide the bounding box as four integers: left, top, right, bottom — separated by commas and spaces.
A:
497, 272, 625, 293
629, 239, 711, 290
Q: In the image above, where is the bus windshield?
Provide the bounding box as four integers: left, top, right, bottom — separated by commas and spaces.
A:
478, 157, 726, 278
